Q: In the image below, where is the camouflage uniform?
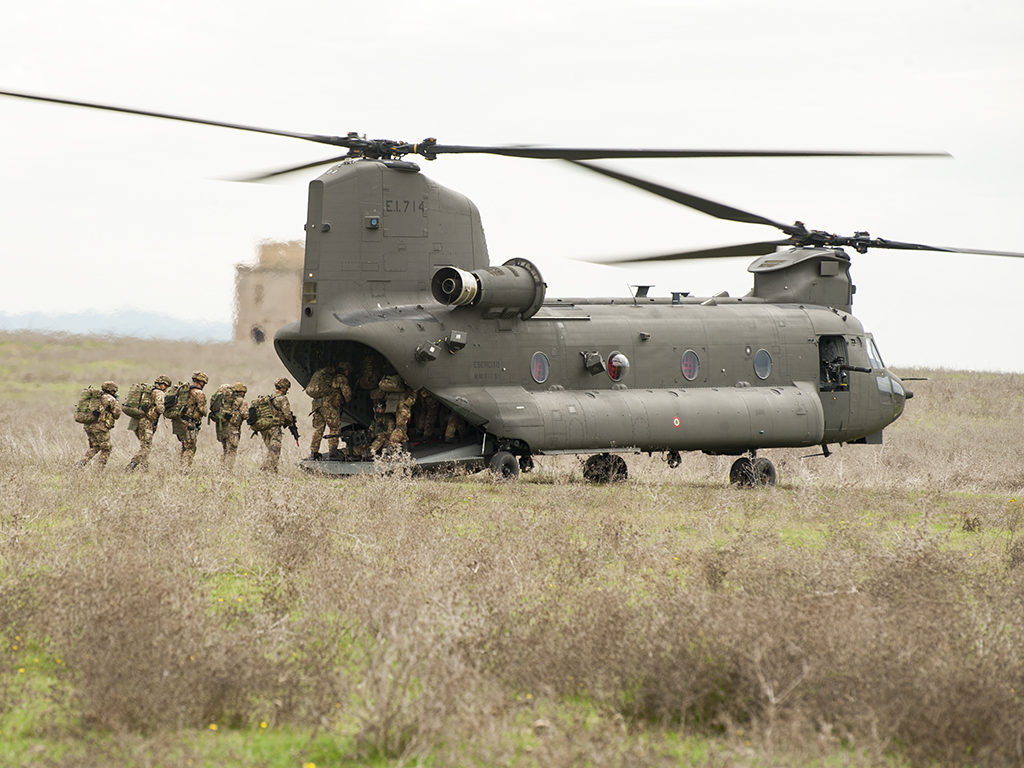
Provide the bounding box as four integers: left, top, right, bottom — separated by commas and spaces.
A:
445, 412, 468, 442
308, 362, 353, 459
126, 375, 170, 471
261, 378, 294, 473
367, 401, 396, 456
356, 351, 386, 391
413, 389, 441, 440
172, 371, 208, 468
390, 386, 418, 446
216, 382, 248, 469
80, 381, 122, 468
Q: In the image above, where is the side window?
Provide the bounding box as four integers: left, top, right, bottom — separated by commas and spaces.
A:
607, 352, 630, 382
753, 349, 772, 380
680, 350, 700, 381
530, 351, 549, 384
818, 335, 848, 391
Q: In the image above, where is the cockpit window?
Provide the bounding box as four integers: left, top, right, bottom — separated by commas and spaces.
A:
867, 337, 885, 369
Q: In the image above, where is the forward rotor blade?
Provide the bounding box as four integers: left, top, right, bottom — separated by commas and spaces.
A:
232, 154, 352, 182
429, 145, 950, 161
589, 240, 795, 264
568, 160, 799, 234
0, 89, 350, 147
856, 238, 1024, 259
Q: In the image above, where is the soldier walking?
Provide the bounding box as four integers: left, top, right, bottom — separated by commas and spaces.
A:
214, 382, 248, 469
307, 361, 353, 460
79, 381, 122, 468
260, 377, 294, 472
125, 375, 171, 471
171, 371, 208, 469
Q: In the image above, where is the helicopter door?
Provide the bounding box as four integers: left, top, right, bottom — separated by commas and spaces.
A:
818, 334, 851, 439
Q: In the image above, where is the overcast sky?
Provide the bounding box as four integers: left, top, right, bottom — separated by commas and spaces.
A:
2, 0, 1022, 372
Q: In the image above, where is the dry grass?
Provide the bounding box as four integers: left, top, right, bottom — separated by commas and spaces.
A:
1, 331, 1023, 767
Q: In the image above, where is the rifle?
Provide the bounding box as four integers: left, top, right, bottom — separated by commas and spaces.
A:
288, 415, 300, 446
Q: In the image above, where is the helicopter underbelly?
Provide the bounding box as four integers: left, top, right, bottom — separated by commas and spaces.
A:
433, 381, 824, 453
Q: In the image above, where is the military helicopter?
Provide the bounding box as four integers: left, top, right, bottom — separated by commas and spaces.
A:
4, 89, 1023, 485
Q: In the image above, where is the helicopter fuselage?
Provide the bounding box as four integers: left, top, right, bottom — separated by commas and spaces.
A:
273, 157, 907, 473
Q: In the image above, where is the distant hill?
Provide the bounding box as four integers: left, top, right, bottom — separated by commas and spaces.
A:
0, 310, 232, 342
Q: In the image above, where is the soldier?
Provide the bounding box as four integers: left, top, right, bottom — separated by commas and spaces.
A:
172, 371, 208, 468
261, 377, 294, 472
356, 351, 387, 392
307, 361, 353, 460
125, 375, 171, 471
368, 373, 416, 454
215, 382, 248, 469
367, 400, 396, 456
79, 381, 122, 468
389, 382, 418, 447
413, 388, 441, 441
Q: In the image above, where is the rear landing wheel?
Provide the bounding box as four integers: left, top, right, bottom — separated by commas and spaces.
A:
519, 454, 535, 473
583, 453, 628, 483
729, 457, 753, 486
752, 457, 777, 486
488, 450, 520, 480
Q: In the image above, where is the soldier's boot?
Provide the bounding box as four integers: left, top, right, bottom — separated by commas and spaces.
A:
125, 459, 139, 472
309, 451, 322, 461
328, 448, 343, 460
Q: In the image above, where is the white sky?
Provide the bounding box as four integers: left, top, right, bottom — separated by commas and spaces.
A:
1, 0, 1022, 372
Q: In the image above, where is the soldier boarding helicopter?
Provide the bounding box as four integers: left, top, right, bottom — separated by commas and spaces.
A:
4, 89, 1022, 484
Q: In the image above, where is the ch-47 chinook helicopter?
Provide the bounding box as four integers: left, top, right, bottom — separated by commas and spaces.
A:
4, 89, 1023, 485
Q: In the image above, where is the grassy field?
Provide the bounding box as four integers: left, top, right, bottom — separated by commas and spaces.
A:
1, 331, 1022, 767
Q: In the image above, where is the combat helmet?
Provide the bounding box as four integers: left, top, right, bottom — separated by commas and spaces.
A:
101, 381, 118, 394
192, 371, 209, 385
274, 377, 291, 391
154, 375, 172, 388
233, 381, 247, 394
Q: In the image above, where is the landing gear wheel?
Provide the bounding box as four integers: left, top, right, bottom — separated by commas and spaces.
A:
519, 454, 535, 474
752, 457, 777, 486
583, 453, 628, 483
729, 456, 777, 487
729, 457, 753, 486
666, 450, 682, 469
488, 451, 520, 479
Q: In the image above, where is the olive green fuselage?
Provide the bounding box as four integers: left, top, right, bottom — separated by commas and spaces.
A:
275, 158, 907, 458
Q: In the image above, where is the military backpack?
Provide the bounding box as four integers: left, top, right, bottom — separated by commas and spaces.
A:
163, 381, 189, 421
208, 384, 234, 425
121, 382, 151, 419
248, 394, 281, 433
305, 368, 333, 399
74, 386, 104, 425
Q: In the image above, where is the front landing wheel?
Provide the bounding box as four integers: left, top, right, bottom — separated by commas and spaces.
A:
583, 453, 628, 483
729, 456, 776, 487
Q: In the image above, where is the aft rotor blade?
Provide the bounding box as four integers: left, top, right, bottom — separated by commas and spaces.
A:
589, 240, 795, 264
429, 145, 949, 161
233, 154, 352, 182
0, 89, 351, 147
568, 160, 800, 234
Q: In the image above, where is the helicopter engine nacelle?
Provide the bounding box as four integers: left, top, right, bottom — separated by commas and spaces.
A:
431, 258, 547, 320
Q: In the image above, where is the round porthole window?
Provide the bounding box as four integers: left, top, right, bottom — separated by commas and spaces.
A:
530, 351, 550, 384
607, 352, 630, 382
753, 348, 772, 380
681, 349, 700, 381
